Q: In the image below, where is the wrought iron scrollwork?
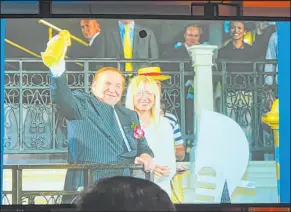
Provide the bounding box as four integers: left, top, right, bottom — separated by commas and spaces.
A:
215, 61, 278, 154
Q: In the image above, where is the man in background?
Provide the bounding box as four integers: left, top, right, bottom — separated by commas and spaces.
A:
252, 22, 276, 60
74, 19, 107, 71
264, 31, 278, 85
170, 24, 202, 60
79, 19, 106, 59
104, 19, 159, 74
166, 24, 203, 135
81, 20, 101, 45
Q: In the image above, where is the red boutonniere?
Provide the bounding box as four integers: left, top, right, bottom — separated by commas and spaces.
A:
131, 122, 145, 140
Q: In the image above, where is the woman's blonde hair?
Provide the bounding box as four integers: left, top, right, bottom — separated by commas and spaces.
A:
125, 76, 161, 127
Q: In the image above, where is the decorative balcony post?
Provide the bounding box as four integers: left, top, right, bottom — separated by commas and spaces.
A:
186, 45, 217, 188
188, 45, 217, 136
261, 99, 280, 202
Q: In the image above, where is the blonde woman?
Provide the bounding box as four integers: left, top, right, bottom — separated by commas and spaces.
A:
125, 76, 176, 196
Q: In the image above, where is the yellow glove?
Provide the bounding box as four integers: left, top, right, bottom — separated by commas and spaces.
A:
41, 30, 71, 68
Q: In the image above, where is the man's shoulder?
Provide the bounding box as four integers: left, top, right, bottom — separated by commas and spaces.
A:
92, 32, 106, 43
135, 24, 154, 34
174, 45, 189, 58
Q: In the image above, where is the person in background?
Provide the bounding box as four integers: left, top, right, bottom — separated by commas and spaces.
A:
252, 22, 276, 60
164, 24, 202, 136
125, 75, 176, 196
68, 19, 106, 72
217, 21, 254, 159
170, 24, 202, 60
74, 176, 176, 211
80, 19, 102, 47
79, 19, 106, 70
264, 31, 278, 85
217, 21, 254, 73
104, 20, 159, 75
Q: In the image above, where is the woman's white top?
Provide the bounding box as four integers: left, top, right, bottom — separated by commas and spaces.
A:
143, 117, 176, 196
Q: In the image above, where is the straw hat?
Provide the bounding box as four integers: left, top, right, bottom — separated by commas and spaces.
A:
138, 67, 171, 81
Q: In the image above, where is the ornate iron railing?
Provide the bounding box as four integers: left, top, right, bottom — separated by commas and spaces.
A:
215, 59, 278, 158
2, 164, 149, 205
3, 58, 278, 157
4, 58, 193, 155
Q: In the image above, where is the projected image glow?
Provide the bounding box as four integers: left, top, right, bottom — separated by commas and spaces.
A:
2, 18, 283, 204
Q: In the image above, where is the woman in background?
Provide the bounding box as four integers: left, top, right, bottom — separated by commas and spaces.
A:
217, 20, 254, 70
125, 76, 176, 196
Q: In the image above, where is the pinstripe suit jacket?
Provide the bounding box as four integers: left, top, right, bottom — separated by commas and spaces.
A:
50, 72, 154, 192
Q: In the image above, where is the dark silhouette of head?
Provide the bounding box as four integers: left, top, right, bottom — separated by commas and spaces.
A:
74, 176, 176, 211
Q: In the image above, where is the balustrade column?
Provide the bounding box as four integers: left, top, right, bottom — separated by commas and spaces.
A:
187, 45, 217, 188
189, 45, 217, 136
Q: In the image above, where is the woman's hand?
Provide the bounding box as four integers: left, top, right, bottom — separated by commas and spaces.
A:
154, 165, 171, 178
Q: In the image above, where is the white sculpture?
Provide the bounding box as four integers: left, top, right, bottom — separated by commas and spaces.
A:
194, 110, 250, 203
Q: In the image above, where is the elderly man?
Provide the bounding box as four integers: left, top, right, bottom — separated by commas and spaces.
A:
175, 24, 202, 58
165, 24, 202, 60
80, 19, 101, 46
164, 24, 203, 135
43, 31, 155, 203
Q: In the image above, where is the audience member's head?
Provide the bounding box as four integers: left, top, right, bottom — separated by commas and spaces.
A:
229, 21, 246, 41
255, 21, 273, 35
184, 24, 202, 47
74, 176, 176, 211
80, 19, 101, 40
